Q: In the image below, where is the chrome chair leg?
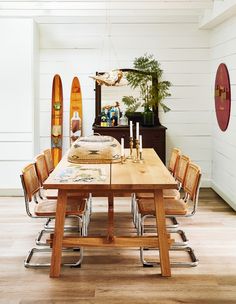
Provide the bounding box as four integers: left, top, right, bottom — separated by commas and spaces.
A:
141, 247, 199, 268
88, 193, 93, 216
36, 229, 50, 246
171, 230, 189, 248
30, 212, 88, 267
131, 194, 138, 228
138, 214, 197, 267
166, 216, 179, 230
44, 218, 54, 230
24, 247, 84, 268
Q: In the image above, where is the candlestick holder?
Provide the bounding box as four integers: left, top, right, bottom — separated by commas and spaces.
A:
127, 137, 134, 159
121, 155, 126, 164
140, 151, 143, 161
133, 139, 141, 163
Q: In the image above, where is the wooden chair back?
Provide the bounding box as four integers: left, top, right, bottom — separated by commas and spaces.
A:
175, 154, 190, 185
35, 154, 49, 185
43, 149, 54, 174
168, 148, 181, 175
21, 163, 41, 202
183, 162, 201, 201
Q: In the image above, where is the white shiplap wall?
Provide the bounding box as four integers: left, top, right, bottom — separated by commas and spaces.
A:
0, 19, 37, 194
39, 21, 211, 186
211, 16, 236, 210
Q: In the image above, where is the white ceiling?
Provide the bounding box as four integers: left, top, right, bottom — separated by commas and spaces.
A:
0, 1, 214, 22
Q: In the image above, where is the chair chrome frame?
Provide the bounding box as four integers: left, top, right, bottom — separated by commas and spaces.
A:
24, 247, 84, 268
20, 167, 89, 268
136, 172, 202, 268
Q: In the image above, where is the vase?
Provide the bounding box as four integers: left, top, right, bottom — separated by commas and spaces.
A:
125, 112, 143, 124
142, 111, 155, 127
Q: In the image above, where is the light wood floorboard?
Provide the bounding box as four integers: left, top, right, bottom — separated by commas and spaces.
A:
0, 189, 236, 304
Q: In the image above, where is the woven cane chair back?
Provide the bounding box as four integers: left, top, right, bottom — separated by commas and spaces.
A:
183, 163, 201, 201
35, 154, 49, 185
168, 148, 181, 175
175, 155, 190, 185
43, 149, 54, 174
21, 163, 41, 202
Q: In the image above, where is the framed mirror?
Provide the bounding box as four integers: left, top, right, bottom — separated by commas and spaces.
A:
95, 71, 141, 118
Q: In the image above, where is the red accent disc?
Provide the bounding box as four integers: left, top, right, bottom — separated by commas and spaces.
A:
214, 63, 231, 131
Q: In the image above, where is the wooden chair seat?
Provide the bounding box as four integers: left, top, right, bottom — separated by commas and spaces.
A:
45, 189, 90, 200
136, 189, 180, 200
164, 189, 180, 199
164, 199, 188, 215
137, 198, 188, 216
45, 189, 58, 199
35, 198, 86, 217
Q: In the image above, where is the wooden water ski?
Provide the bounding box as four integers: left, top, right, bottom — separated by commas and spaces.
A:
51, 74, 63, 167
70, 76, 82, 145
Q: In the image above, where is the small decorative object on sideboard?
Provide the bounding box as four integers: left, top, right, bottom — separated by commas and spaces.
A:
98, 101, 122, 127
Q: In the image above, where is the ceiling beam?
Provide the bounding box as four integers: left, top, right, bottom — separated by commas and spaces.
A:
199, 0, 236, 29
0, 1, 213, 17
0, 1, 213, 11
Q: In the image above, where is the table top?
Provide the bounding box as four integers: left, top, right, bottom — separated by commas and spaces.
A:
43, 148, 177, 191
111, 149, 177, 190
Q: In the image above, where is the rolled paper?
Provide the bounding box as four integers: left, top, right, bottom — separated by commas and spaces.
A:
129, 120, 133, 138
139, 135, 142, 152
121, 138, 124, 156
136, 122, 139, 140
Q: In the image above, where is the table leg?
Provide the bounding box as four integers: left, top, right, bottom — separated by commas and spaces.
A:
50, 189, 67, 278
154, 189, 171, 277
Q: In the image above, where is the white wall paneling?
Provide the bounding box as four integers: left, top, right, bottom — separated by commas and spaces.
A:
210, 15, 236, 210
0, 19, 37, 193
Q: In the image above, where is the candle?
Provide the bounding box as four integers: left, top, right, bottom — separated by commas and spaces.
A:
139, 135, 142, 152
121, 138, 124, 156
136, 122, 139, 140
129, 120, 133, 138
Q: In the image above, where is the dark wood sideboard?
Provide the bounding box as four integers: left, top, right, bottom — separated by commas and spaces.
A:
93, 125, 167, 164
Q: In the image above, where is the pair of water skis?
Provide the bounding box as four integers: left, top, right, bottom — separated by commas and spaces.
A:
51, 75, 82, 166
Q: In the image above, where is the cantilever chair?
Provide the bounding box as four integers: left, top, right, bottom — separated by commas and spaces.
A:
21, 163, 89, 268
137, 162, 201, 267
134, 154, 190, 231
131, 148, 182, 228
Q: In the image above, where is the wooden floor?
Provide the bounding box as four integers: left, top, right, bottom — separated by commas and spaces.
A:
0, 189, 236, 304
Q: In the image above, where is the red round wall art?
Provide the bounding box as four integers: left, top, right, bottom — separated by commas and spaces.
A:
214, 63, 231, 131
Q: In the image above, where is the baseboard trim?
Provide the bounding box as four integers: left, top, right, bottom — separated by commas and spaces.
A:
200, 179, 212, 188
211, 181, 236, 211
0, 189, 23, 196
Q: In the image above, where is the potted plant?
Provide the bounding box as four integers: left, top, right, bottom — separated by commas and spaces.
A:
122, 54, 171, 126
121, 95, 143, 124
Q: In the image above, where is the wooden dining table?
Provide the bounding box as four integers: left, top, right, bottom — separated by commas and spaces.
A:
43, 148, 177, 278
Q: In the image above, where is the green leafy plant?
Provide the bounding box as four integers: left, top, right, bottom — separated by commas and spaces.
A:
125, 54, 171, 113
121, 96, 141, 113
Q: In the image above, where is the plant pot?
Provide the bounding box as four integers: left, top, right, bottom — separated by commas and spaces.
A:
142, 111, 155, 127
125, 112, 143, 124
